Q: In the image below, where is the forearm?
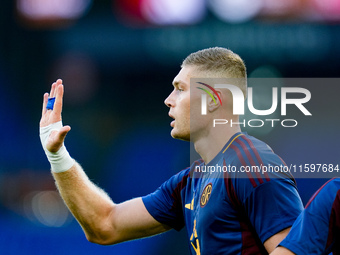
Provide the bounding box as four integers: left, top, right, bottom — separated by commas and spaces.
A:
270, 246, 295, 255
264, 227, 291, 253
52, 161, 116, 244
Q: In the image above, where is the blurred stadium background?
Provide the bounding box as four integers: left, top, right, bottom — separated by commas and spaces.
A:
0, 0, 339, 254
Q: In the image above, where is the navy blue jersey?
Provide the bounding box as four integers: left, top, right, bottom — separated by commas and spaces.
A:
280, 178, 340, 255
142, 132, 303, 255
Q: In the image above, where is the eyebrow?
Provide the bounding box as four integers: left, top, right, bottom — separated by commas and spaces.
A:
172, 80, 187, 88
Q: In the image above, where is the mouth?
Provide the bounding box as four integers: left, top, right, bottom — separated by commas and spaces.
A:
169, 113, 175, 127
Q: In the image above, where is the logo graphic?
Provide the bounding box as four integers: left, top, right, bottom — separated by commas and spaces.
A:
200, 183, 212, 207
196, 82, 312, 128
185, 197, 195, 210
197, 82, 222, 115
199, 83, 311, 116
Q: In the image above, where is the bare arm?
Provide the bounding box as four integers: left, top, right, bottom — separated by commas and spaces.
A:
53, 163, 170, 245
270, 246, 295, 255
40, 80, 170, 245
264, 227, 291, 253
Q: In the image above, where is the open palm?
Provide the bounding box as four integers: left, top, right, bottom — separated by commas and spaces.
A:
40, 79, 71, 153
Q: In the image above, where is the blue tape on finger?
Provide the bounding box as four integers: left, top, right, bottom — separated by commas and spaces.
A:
46, 97, 56, 110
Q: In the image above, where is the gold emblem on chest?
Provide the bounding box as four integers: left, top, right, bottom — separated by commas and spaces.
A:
200, 183, 212, 207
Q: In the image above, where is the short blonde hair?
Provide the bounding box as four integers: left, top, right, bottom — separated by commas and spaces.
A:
182, 47, 247, 96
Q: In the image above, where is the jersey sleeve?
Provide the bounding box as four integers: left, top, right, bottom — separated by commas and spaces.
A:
228, 154, 304, 244
279, 178, 340, 255
142, 168, 190, 231
242, 178, 304, 243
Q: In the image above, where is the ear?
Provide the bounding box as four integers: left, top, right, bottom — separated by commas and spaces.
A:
207, 90, 222, 112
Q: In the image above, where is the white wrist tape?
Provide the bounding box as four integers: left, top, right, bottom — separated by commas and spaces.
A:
40, 121, 75, 173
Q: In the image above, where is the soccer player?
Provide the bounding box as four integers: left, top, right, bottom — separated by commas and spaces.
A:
270, 177, 340, 255
39, 47, 303, 254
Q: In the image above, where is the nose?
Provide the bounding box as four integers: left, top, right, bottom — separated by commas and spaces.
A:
164, 90, 175, 108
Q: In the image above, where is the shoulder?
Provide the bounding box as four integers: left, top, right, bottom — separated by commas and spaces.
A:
162, 166, 192, 191
227, 173, 299, 204
226, 133, 285, 167
158, 159, 204, 195
306, 178, 340, 210
142, 167, 192, 209
226, 133, 295, 183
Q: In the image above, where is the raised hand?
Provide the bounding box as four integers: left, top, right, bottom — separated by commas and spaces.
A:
40, 79, 71, 153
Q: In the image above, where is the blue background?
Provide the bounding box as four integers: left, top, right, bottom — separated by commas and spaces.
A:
0, 1, 339, 254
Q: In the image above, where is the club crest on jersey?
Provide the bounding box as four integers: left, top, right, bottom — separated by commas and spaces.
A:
200, 183, 212, 207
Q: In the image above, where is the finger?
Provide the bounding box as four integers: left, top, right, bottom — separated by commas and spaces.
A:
53, 83, 64, 116
50, 82, 57, 98
42, 92, 49, 115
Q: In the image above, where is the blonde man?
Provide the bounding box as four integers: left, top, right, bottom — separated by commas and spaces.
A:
40, 47, 303, 254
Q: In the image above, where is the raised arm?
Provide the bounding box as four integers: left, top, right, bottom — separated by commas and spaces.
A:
39, 80, 170, 245
53, 163, 170, 244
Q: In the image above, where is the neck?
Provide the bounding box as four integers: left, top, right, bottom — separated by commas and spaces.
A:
193, 120, 241, 164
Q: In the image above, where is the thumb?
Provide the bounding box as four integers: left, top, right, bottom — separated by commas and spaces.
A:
58, 125, 71, 142
46, 125, 71, 153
